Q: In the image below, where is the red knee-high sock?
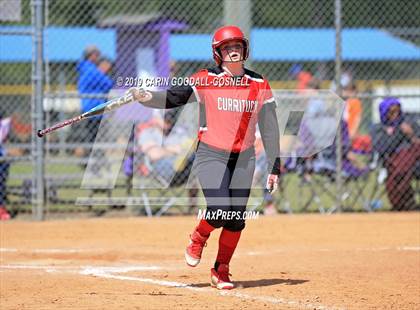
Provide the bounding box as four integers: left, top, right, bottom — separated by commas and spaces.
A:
216, 228, 241, 267
196, 219, 215, 237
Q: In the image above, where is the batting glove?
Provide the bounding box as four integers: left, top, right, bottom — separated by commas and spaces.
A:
266, 174, 279, 194
127, 87, 152, 103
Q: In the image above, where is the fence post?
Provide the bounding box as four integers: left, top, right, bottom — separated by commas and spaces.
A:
334, 0, 343, 212
32, 0, 45, 220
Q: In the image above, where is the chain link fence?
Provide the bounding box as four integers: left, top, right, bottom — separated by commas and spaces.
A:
0, 0, 419, 220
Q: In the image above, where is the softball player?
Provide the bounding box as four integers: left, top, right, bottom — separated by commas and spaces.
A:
131, 25, 280, 290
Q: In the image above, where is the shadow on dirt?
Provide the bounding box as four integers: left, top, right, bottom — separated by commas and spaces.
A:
190, 278, 308, 288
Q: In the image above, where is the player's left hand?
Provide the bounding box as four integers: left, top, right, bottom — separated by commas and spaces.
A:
266, 174, 279, 194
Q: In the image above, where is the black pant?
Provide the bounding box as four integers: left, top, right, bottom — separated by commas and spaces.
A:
195, 143, 255, 231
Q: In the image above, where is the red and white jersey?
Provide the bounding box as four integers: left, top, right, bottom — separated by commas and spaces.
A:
191, 67, 275, 153
146, 66, 280, 174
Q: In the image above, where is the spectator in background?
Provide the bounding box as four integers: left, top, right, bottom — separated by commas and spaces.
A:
371, 98, 420, 211
342, 82, 362, 140
97, 57, 113, 77
137, 110, 194, 183
297, 79, 368, 181
342, 81, 373, 153
78, 54, 114, 114
74, 47, 114, 156
333, 71, 372, 154
0, 115, 11, 220
289, 63, 313, 92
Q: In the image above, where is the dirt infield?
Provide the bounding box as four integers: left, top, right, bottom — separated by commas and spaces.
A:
1, 213, 419, 309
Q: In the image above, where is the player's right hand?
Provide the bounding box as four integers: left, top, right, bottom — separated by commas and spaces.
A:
127, 87, 152, 103
266, 174, 279, 194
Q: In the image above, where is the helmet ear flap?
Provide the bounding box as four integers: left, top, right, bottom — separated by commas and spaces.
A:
213, 47, 223, 65
242, 38, 249, 61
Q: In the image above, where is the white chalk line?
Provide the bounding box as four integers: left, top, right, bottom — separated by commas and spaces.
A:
0, 247, 106, 253
0, 264, 161, 274
3, 245, 416, 309
87, 271, 338, 310
0, 265, 161, 272
0, 263, 342, 310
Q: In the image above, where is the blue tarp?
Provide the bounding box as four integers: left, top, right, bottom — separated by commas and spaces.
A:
170, 28, 420, 61
1, 27, 419, 62
0, 26, 116, 62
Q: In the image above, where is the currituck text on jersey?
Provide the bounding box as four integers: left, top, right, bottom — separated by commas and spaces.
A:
217, 97, 259, 112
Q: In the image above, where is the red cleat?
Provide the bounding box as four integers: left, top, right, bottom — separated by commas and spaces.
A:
185, 229, 208, 267
211, 264, 234, 290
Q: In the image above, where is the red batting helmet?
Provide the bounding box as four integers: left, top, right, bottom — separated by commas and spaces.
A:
212, 25, 249, 65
